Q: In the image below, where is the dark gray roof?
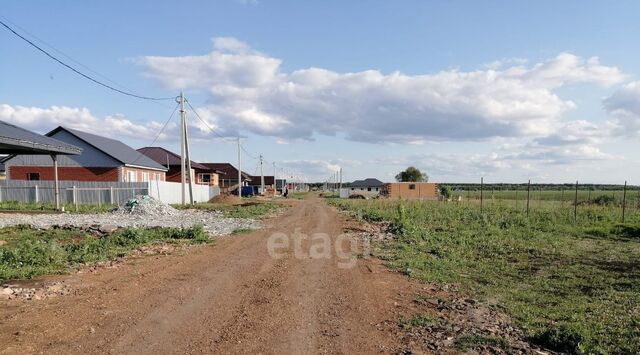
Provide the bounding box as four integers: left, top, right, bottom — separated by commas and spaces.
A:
0, 120, 82, 155
350, 178, 384, 188
48, 127, 166, 171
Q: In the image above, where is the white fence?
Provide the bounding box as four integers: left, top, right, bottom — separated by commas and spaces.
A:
0, 180, 220, 206
147, 180, 219, 204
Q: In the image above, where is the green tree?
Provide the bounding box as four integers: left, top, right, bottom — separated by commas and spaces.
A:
439, 184, 451, 199
395, 166, 428, 182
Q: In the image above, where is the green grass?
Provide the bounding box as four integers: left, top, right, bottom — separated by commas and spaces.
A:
0, 201, 114, 214
231, 227, 254, 235
288, 192, 310, 200
329, 199, 640, 354
0, 225, 210, 283
452, 188, 640, 206
398, 314, 438, 328
173, 201, 281, 219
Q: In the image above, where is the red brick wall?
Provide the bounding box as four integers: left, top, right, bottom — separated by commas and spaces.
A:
9, 166, 119, 182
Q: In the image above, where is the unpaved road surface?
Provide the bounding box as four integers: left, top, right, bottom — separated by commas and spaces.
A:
0, 197, 538, 354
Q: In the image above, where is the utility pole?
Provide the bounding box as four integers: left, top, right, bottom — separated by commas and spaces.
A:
260, 154, 265, 195
273, 162, 277, 195
237, 136, 242, 199
183, 101, 194, 204
339, 167, 343, 190
179, 92, 186, 205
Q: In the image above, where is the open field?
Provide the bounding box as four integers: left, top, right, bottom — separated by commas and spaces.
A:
451, 188, 640, 205
329, 198, 640, 354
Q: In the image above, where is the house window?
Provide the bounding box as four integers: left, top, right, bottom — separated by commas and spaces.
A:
127, 171, 136, 182
351, 188, 354, 191
360, 188, 364, 190
27, 173, 40, 181
409, 184, 416, 190
375, 187, 378, 191
200, 173, 211, 183
142, 172, 149, 182
367, 187, 372, 191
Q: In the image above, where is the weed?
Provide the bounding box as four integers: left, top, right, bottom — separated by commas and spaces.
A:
231, 227, 254, 235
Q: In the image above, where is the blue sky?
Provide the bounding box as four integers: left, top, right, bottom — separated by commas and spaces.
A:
2, 1, 640, 183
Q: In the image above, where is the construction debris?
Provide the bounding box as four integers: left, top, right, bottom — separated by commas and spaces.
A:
113, 195, 179, 216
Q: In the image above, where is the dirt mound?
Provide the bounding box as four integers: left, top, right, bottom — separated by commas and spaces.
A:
208, 194, 242, 205
113, 195, 179, 216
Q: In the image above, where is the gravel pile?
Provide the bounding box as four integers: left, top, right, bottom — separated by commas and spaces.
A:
0, 197, 260, 236
113, 195, 179, 216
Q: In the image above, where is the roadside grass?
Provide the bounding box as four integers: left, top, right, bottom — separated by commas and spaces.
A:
0, 201, 114, 214
231, 227, 254, 235
329, 199, 640, 354
0, 225, 210, 283
398, 314, 438, 328
288, 192, 310, 200
173, 200, 281, 219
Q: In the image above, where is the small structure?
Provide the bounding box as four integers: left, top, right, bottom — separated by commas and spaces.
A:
248, 175, 275, 194
340, 178, 384, 198
0, 120, 82, 208
380, 182, 439, 200
199, 163, 252, 191
137, 147, 223, 186
4, 126, 167, 182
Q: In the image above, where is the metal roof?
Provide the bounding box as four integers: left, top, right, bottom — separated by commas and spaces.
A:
200, 163, 252, 180
137, 147, 211, 170
349, 178, 384, 188
47, 127, 167, 171
0, 120, 82, 155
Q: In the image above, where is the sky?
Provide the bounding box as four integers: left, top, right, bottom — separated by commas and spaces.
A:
1, 0, 640, 184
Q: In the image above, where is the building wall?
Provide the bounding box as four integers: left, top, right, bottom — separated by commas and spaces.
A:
9, 166, 120, 182
382, 182, 439, 200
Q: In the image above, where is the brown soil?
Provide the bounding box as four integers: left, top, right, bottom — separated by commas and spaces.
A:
208, 193, 242, 204
0, 196, 542, 354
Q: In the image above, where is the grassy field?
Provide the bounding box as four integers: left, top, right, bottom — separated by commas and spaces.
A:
329, 198, 640, 354
0, 201, 114, 214
0, 225, 209, 283
173, 200, 281, 219
451, 188, 640, 205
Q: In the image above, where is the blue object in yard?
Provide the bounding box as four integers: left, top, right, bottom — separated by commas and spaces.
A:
241, 186, 255, 196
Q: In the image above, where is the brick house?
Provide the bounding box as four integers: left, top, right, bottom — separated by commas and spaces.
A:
3, 127, 167, 182
199, 163, 252, 189
137, 147, 224, 186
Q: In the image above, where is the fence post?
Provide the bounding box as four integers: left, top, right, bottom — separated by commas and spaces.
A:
574, 180, 578, 222
110, 186, 114, 205
526, 180, 531, 217
0, 185, 2, 202
480, 177, 484, 213
515, 188, 518, 210
34, 185, 39, 203
73, 185, 78, 212
622, 181, 627, 223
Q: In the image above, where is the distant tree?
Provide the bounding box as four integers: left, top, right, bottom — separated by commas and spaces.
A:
395, 166, 428, 182
439, 184, 451, 199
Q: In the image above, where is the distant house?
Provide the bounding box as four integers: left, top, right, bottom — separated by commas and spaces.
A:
199, 163, 252, 189
340, 178, 385, 198
3, 127, 167, 182
137, 147, 224, 186
381, 182, 439, 200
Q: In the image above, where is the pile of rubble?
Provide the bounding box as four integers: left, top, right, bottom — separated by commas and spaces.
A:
0, 282, 72, 301
113, 195, 179, 216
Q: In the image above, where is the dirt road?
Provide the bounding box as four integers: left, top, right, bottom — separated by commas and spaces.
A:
0, 197, 412, 354
0, 196, 539, 354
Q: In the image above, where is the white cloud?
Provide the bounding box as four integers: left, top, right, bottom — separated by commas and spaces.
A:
0, 104, 176, 142
138, 41, 625, 144
604, 81, 640, 136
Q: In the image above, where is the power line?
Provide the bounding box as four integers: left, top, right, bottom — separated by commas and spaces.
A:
241, 144, 260, 160
129, 102, 180, 166
0, 19, 175, 101
184, 100, 229, 139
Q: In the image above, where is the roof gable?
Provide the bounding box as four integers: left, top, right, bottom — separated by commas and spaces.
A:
48, 127, 166, 171
200, 163, 252, 180
350, 178, 384, 188
137, 147, 209, 170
